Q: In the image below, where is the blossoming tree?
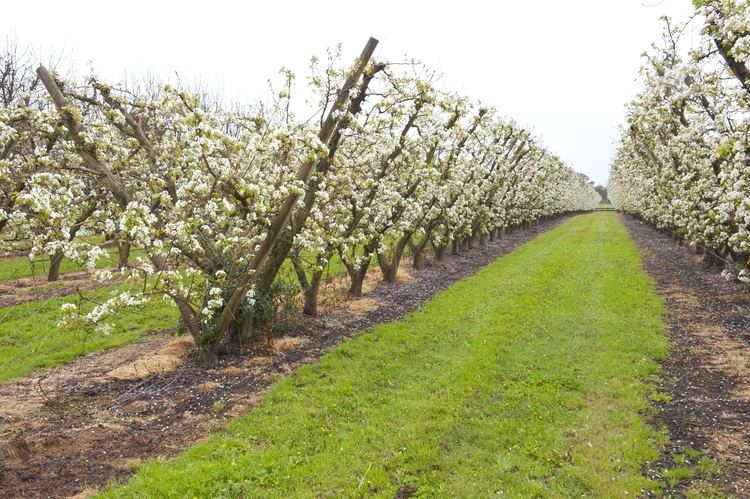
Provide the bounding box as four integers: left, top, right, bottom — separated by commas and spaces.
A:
609, 0, 750, 282
0, 36, 600, 362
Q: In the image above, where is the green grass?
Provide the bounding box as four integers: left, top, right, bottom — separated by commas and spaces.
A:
0, 245, 145, 283
659, 447, 725, 498
0, 282, 179, 382
101, 212, 671, 497
0, 248, 349, 383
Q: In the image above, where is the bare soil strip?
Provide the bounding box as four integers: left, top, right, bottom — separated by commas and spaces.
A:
0, 216, 570, 498
622, 215, 750, 497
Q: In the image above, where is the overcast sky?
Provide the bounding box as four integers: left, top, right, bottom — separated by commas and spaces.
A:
3, 0, 698, 185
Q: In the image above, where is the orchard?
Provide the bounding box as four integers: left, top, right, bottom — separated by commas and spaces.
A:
1, 1, 750, 497
609, 0, 750, 280
0, 38, 599, 361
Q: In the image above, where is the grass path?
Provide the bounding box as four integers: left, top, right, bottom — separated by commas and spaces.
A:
103, 213, 670, 497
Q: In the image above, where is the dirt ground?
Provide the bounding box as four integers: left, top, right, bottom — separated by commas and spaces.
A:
622, 215, 750, 497
0, 216, 570, 498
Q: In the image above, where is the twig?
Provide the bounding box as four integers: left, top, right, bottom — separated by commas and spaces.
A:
356, 462, 373, 491
655, 413, 744, 430
35, 375, 52, 404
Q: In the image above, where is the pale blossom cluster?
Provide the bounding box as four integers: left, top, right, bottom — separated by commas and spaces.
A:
285, 66, 598, 315
58, 290, 147, 335
1, 40, 598, 360
609, 0, 750, 278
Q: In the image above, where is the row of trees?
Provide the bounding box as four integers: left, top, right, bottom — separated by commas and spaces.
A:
1, 37, 600, 361
608, 0, 750, 280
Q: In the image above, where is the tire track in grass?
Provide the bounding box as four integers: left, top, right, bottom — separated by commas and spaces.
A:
101, 213, 670, 498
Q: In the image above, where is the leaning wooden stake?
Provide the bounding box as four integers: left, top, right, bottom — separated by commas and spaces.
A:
213, 36, 380, 342
36, 66, 131, 205
37, 36, 380, 360
36, 65, 203, 345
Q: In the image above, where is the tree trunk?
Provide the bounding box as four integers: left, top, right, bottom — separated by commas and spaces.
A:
348, 260, 370, 297
451, 239, 459, 255
729, 249, 748, 269
199, 348, 219, 364
434, 243, 446, 261
713, 37, 750, 95
117, 240, 131, 269
703, 251, 720, 269
225, 312, 252, 346
289, 251, 310, 290
378, 236, 409, 283
409, 239, 428, 270
47, 251, 64, 282
377, 252, 398, 283
303, 270, 323, 317
412, 244, 426, 270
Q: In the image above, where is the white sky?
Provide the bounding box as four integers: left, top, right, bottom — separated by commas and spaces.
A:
3, 0, 697, 185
